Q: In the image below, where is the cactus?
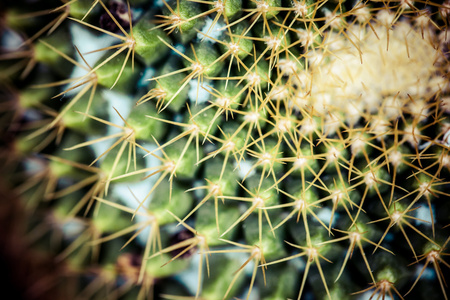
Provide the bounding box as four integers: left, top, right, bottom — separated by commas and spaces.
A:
1, 0, 450, 299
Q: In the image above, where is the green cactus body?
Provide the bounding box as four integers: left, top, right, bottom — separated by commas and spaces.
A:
1, 1, 450, 300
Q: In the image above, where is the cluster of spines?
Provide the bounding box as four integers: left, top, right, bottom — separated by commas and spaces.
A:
1, 0, 450, 299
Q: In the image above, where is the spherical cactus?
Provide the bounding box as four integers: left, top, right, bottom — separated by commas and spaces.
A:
1, 0, 450, 299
